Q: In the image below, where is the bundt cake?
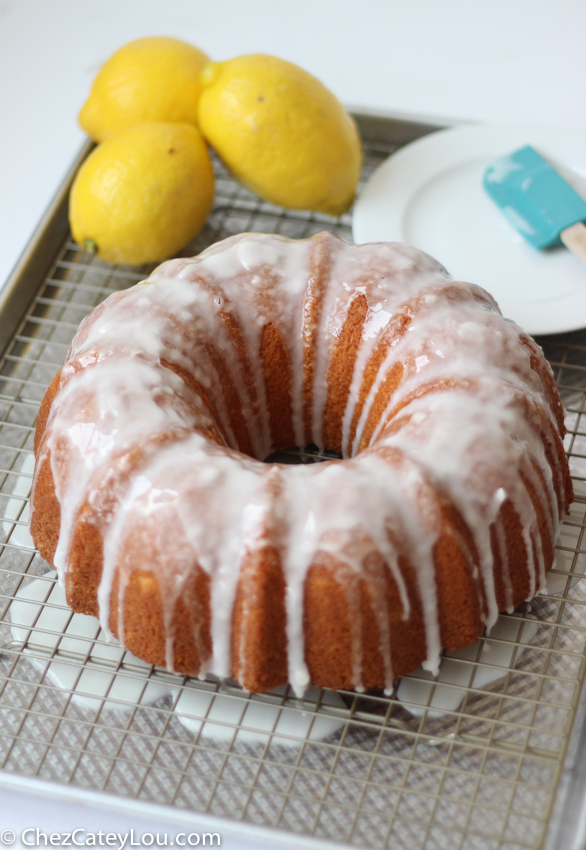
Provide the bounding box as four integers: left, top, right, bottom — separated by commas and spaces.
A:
30, 232, 573, 695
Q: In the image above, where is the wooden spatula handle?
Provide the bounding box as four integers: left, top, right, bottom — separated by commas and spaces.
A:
561, 222, 586, 267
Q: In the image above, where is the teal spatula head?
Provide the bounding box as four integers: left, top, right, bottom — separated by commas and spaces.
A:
483, 145, 586, 249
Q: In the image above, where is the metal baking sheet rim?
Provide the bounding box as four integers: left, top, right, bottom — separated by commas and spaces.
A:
1, 109, 585, 850
0, 771, 347, 850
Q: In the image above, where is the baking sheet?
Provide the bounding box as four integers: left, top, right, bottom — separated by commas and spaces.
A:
0, 114, 585, 850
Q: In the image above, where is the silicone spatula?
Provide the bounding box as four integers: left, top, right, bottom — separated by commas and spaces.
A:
483, 145, 586, 266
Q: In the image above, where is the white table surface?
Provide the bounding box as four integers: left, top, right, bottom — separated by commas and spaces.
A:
0, 0, 585, 845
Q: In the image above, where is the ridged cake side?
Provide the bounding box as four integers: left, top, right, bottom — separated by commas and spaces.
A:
30, 232, 573, 694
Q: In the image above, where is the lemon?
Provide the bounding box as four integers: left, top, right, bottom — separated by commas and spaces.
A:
69, 122, 214, 265
198, 54, 361, 216
80, 37, 209, 142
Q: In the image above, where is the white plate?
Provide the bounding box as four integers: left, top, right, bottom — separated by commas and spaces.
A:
352, 123, 586, 335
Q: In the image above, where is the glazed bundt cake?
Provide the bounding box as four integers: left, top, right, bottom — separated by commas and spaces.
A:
30, 232, 572, 695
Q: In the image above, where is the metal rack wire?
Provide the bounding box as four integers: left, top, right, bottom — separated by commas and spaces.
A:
1, 124, 586, 850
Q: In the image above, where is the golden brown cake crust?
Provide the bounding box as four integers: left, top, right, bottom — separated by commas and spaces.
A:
30, 233, 573, 694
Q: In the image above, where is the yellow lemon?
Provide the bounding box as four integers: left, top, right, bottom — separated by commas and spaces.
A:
69, 122, 214, 265
80, 37, 209, 142
198, 54, 361, 216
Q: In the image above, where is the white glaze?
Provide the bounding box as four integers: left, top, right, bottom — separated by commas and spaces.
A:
10, 578, 346, 745
3, 452, 35, 549
9, 579, 170, 712
31, 232, 570, 696
396, 614, 541, 719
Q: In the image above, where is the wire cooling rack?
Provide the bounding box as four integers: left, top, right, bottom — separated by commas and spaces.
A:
1, 116, 586, 850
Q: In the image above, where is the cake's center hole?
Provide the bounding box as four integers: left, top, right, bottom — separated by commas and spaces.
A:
263, 444, 342, 465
